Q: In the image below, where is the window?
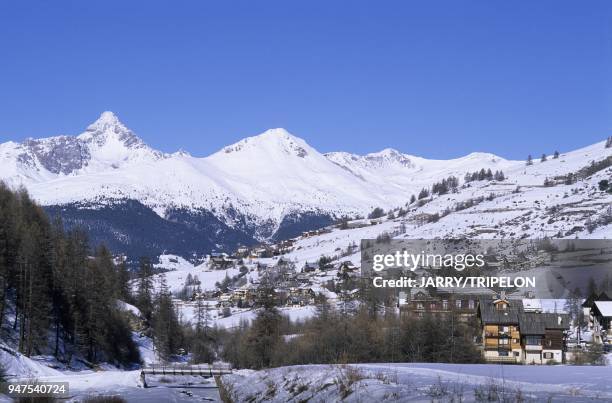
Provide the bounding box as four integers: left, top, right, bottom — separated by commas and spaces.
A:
430, 302, 436, 310
468, 299, 475, 309
417, 303, 424, 310
543, 352, 553, 359
525, 336, 541, 346
442, 300, 448, 310
500, 326, 509, 333
514, 352, 520, 357
498, 350, 509, 356
499, 338, 509, 345
456, 300, 462, 308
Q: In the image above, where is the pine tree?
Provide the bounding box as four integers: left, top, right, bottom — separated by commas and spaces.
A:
541, 153, 547, 162
245, 295, 282, 368
526, 155, 533, 166
191, 290, 214, 364
152, 274, 182, 362
478, 168, 486, 181
136, 257, 154, 321
493, 170, 505, 181
116, 259, 131, 302
553, 150, 560, 159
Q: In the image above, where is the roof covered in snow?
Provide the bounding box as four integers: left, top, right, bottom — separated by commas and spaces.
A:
593, 301, 612, 317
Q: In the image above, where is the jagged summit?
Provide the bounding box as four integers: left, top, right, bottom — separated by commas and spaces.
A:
79, 111, 145, 149
0, 112, 163, 178
82, 111, 127, 135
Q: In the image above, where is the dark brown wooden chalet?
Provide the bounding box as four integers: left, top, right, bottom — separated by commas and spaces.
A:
401, 288, 482, 321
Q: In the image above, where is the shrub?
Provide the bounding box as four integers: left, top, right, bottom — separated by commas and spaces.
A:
368, 207, 385, 219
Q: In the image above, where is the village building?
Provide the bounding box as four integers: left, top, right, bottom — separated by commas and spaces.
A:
250, 246, 273, 258
518, 312, 570, 364
401, 287, 485, 321
287, 287, 316, 306
302, 262, 318, 273
582, 291, 611, 321
478, 295, 526, 363
478, 294, 570, 364
337, 261, 359, 275
235, 246, 250, 258
296, 273, 311, 285
209, 252, 235, 269
343, 220, 369, 229
590, 300, 612, 349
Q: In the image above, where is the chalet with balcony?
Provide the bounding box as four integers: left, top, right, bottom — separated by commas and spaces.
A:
478, 295, 523, 363
478, 295, 570, 364
401, 287, 484, 321
518, 312, 569, 364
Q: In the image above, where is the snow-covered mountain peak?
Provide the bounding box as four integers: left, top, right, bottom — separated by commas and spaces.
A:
89, 110, 121, 128
79, 111, 143, 148
457, 151, 506, 163
75, 111, 165, 168
364, 148, 415, 167
217, 128, 311, 158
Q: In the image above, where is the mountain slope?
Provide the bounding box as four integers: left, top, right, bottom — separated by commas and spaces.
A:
1, 111, 610, 260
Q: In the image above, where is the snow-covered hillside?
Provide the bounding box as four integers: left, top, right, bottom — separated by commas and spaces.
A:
1, 111, 611, 259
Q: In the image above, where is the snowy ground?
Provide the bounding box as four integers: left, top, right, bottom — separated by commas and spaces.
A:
1, 337, 223, 402
0, 347, 222, 403
221, 362, 612, 402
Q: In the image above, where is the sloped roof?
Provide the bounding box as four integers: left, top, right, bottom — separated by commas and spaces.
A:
541, 313, 571, 330
518, 313, 546, 334
478, 299, 522, 324
593, 301, 612, 317
582, 292, 611, 308
479, 300, 570, 331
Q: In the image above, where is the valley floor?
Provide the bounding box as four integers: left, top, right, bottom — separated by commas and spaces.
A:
2, 339, 611, 403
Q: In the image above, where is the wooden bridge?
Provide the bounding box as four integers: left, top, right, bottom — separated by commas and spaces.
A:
140, 364, 233, 387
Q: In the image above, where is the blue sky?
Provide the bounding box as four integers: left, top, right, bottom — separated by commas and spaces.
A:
0, 1, 610, 159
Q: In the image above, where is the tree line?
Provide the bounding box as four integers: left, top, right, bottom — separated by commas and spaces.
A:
464, 169, 505, 183
219, 281, 482, 369
0, 183, 139, 366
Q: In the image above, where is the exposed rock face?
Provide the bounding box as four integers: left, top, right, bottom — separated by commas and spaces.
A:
23, 136, 91, 174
